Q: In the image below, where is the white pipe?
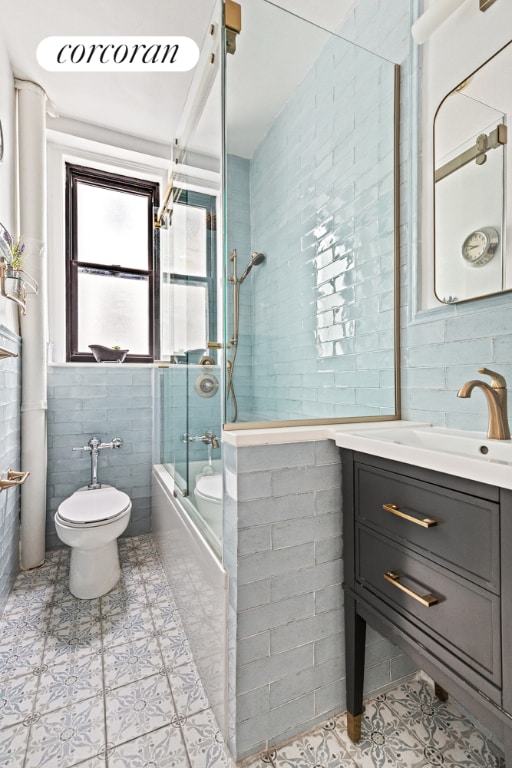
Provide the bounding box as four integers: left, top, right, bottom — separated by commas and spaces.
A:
16, 80, 48, 570
411, 0, 467, 44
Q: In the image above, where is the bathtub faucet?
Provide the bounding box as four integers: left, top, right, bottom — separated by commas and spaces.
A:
182, 432, 220, 449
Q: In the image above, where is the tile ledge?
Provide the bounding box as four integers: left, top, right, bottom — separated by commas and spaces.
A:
222, 421, 416, 447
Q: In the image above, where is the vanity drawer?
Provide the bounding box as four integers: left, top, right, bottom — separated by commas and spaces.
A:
354, 462, 500, 592
356, 526, 501, 688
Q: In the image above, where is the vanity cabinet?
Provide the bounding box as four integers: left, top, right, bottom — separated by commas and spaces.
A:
342, 449, 512, 761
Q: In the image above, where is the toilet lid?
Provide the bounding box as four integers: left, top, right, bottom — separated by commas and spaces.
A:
58, 486, 131, 524
195, 473, 223, 502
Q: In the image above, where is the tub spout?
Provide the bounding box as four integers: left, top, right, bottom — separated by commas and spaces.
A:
457, 367, 510, 440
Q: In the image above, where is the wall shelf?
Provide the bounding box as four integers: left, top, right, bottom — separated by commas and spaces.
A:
0, 260, 38, 315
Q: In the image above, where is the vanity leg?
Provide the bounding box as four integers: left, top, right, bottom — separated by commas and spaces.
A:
503, 722, 512, 768
345, 593, 366, 743
434, 682, 449, 702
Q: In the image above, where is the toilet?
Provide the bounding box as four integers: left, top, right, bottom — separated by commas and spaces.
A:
54, 485, 132, 599
194, 473, 223, 539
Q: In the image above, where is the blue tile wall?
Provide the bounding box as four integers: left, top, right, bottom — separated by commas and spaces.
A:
225, 3, 410, 423
225, 156, 253, 423
0, 326, 21, 612
224, 439, 416, 760
46, 365, 153, 549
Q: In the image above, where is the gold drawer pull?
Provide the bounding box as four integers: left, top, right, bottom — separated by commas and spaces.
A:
383, 503, 438, 528
384, 571, 438, 607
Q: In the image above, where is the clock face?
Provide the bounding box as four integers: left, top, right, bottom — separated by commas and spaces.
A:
461, 227, 499, 267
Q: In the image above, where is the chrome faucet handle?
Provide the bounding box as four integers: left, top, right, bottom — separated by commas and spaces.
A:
478, 367, 507, 389
72, 445, 91, 452
98, 437, 123, 450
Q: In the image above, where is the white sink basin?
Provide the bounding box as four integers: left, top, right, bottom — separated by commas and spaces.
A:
333, 422, 512, 489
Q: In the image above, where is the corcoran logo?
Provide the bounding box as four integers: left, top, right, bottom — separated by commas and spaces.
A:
37, 36, 200, 72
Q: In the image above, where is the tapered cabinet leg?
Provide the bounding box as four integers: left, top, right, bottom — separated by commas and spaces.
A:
504, 722, 512, 768
434, 682, 449, 702
345, 592, 366, 743
347, 712, 362, 743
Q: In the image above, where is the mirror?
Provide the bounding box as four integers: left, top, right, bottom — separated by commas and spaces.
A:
434, 41, 511, 304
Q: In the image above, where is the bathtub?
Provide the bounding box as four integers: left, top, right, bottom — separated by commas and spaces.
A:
151, 464, 228, 737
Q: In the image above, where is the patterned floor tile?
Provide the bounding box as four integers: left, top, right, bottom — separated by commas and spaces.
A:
43, 620, 102, 666
105, 672, 176, 747
72, 756, 106, 767
0, 631, 47, 682
25, 694, 105, 768
49, 598, 101, 629
150, 601, 183, 633
14, 564, 57, 589
181, 708, 235, 768
3, 583, 55, 616
101, 607, 156, 648
335, 695, 426, 768
102, 635, 165, 689
106, 724, 189, 768
36, 652, 103, 714
100, 582, 148, 615
0, 671, 38, 728
168, 661, 209, 717
0, 609, 51, 639
437, 728, 505, 768
158, 626, 194, 670
385, 678, 476, 745
273, 727, 356, 767
0, 721, 31, 766
145, 580, 174, 605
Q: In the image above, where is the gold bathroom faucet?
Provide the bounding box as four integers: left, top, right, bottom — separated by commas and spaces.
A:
457, 367, 511, 440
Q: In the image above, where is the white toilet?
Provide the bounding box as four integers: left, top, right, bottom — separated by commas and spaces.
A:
194, 473, 223, 539
55, 485, 132, 599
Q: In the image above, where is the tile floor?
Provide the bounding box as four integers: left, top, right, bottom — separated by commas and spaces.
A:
0, 533, 505, 768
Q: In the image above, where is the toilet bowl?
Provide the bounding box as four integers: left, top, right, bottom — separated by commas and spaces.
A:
55, 485, 132, 599
194, 473, 222, 539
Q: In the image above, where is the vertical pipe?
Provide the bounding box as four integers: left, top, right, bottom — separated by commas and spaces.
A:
16, 80, 48, 570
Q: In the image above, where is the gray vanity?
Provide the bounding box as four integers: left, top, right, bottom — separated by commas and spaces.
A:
335, 423, 512, 764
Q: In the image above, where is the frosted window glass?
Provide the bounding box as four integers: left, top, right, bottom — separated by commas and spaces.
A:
77, 270, 149, 353
164, 203, 207, 276
77, 183, 148, 269
161, 283, 207, 355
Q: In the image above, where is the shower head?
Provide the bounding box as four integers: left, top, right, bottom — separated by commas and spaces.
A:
238, 252, 265, 284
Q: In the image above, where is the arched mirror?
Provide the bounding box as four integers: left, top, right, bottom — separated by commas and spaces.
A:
434, 41, 511, 304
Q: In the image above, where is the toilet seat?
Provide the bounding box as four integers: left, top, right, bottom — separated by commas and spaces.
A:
57, 486, 131, 527
195, 473, 222, 502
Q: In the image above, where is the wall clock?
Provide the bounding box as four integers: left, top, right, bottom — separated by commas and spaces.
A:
461, 227, 499, 267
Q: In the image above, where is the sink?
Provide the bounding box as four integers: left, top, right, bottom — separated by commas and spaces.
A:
333, 422, 512, 489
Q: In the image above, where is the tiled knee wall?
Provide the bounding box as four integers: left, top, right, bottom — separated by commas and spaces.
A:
0, 327, 21, 612
224, 438, 417, 760
46, 365, 152, 549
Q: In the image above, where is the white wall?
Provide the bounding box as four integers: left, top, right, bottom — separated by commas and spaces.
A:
0, 40, 20, 333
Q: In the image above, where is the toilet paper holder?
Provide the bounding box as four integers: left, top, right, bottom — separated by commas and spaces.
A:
0, 469, 30, 492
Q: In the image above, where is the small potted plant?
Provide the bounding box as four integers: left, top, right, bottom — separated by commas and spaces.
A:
89, 344, 129, 363
1, 228, 25, 273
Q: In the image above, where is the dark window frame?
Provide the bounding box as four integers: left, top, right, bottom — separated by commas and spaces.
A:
65, 163, 160, 363
162, 189, 217, 355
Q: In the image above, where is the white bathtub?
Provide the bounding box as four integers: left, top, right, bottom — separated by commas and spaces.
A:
151, 464, 228, 737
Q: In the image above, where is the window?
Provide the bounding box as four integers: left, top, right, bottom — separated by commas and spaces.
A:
160, 190, 217, 357
66, 164, 159, 362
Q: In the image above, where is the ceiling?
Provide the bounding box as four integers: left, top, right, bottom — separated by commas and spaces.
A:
1, 0, 355, 158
